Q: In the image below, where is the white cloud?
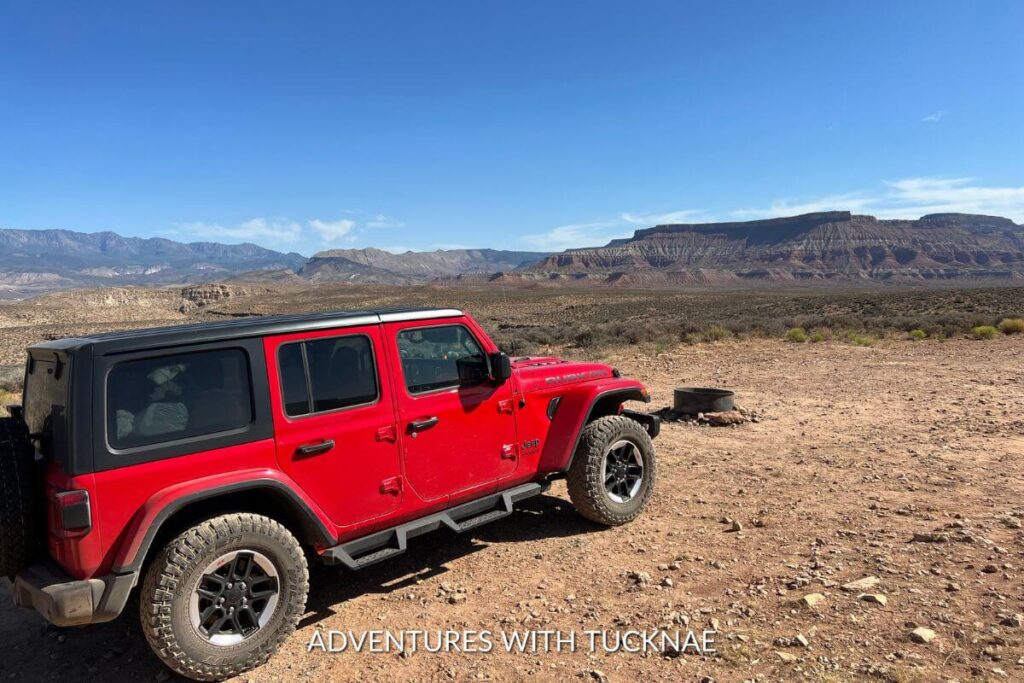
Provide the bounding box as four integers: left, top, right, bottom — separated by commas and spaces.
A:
366, 214, 406, 229
522, 208, 709, 251
181, 217, 302, 244
309, 218, 357, 243
525, 177, 1023, 252
877, 177, 1024, 221
178, 210, 403, 251
620, 209, 705, 225
731, 178, 1024, 224
522, 220, 632, 251
922, 111, 946, 123
731, 192, 875, 219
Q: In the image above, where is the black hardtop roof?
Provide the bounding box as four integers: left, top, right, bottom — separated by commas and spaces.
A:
28, 307, 464, 356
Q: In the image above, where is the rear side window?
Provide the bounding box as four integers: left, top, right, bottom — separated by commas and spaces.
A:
397, 325, 488, 393
277, 335, 378, 417
23, 353, 70, 460
107, 348, 253, 450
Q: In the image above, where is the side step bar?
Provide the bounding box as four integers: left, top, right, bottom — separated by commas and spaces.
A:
322, 482, 546, 571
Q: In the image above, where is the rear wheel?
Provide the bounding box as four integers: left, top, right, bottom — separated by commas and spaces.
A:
566, 415, 656, 525
140, 513, 309, 681
0, 416, 41, 578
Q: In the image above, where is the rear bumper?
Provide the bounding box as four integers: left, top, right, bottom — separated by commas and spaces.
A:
12, 563, 137, 627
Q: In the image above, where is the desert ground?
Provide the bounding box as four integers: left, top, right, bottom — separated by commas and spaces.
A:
1, 284, 1023, 682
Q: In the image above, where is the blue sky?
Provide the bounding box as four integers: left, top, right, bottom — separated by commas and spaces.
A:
1, 2, 1022, 256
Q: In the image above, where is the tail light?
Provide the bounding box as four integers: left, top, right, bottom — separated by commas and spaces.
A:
53, 490, 92, 538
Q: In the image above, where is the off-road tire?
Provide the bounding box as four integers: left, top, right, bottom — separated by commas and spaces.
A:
140, 513, 309, 681
566, 415, 656, 526
0, 416, 40, 578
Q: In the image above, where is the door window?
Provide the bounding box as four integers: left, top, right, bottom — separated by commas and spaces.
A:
396, 325, 488, 394
278, 335, 378, 417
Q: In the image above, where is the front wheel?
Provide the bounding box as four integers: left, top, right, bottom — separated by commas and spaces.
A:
140, 513, 309, 681
566, 415, 656, 525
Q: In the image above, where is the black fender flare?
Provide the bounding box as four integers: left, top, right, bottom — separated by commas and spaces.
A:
113, 478, 335, 575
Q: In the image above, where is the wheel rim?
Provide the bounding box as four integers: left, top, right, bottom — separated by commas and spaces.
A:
188, 550, 280, 646
601, 439, 644, 503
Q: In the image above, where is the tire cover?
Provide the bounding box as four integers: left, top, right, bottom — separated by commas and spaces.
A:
0, 417, 41, 578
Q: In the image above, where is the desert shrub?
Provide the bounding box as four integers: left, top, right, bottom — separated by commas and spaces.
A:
971, 325, 999, 340
754, 320, 789, 338
908, 329, 927, 341
426, 286, 1021, 352
785, 327, 807, 343
847, 332, 876, 347
571, 327, 597, 349
701, 325, 732, 342
998, 318, 1024, 335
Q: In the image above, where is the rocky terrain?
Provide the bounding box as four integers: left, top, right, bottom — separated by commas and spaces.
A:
521, 212, 1024, 286
1, 328, 1021, 682
0, 283, 1022, 682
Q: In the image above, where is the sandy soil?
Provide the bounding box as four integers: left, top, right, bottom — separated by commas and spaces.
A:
2, 336, 1023, 682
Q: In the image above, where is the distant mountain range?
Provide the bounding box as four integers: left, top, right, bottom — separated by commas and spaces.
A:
299, 247, 550, 284
0, 229, 307, 298
0, 227, 549, 298
1, 211, 1022, 298
509, 211, 1024, 286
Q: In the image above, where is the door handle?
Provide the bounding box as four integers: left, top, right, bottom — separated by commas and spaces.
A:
295, 440, 335, 457
408, 416, 439, 432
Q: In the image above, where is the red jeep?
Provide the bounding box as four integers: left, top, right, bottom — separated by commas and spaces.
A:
1, 307, 658, 680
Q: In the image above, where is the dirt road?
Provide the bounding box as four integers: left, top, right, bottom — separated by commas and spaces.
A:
3, 337, 1022, 682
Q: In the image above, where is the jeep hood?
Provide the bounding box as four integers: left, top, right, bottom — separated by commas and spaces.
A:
511, 356, 618, 394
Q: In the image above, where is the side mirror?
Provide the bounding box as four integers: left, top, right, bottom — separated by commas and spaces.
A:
489, 352, 512, 385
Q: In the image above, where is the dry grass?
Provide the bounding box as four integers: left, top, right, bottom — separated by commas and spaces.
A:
998, 317, 1024, 334
0, 390, 17, 417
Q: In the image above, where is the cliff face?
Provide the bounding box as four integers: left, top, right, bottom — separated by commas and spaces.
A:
528, 212, 1024, 284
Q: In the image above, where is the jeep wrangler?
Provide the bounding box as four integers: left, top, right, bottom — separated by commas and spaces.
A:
1, 307, 658, 680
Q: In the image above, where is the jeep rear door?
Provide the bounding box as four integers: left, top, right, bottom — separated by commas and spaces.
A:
383, 317, 518, 503
265, 324, 403, 529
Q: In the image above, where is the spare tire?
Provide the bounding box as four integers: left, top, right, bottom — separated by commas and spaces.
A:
0, 416, 40, 578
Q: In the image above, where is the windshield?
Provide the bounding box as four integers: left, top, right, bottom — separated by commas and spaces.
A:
23, 352, 70, 460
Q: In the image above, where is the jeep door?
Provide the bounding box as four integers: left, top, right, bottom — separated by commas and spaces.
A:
383, 317, 518, 503
265, 325, 403, 528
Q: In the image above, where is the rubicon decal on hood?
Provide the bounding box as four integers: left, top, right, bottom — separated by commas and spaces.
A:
544, 369, 608, 385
